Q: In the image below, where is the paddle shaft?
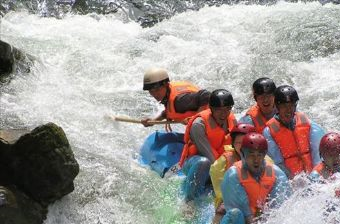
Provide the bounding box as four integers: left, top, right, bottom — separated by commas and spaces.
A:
112, 116, 181, 125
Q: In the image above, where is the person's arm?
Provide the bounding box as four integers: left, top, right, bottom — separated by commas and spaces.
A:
210, 155, 228, 207
268, 164, 292, 208
238, 115, 255, 126
174, 90, 210, 113
141, 110, 166, 127
309, 170, 321, 182
222, 167, 252, 219
263, 127, 291, 178
309, 121, 325, 166
189, 118, 216, 162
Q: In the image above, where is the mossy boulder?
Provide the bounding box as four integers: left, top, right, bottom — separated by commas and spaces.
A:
8, 123, 79, 206
0, 123, 79, 223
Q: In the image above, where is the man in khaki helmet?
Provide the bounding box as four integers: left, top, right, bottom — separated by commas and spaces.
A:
142, 68, 210, 131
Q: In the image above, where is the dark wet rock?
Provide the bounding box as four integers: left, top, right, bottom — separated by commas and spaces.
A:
72, 0, 88, 13
0, 186, 46, 224
0, 123, 78, 223
0, 5, 5, 17
70, 0, 278, 27
0, 40, 34, 84
0, 138, 13, 185
8, 123, 79, 206
0, 129, 30, 145
0, 40, 15, 76
3, 0, 338, 28
0, 0, 38, 16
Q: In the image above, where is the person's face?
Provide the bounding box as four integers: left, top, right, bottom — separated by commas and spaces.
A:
211, 106, 232, 125
256, 93, 275, 115
277, 102, 297, 123
233, 134, 244, 155
244, 149, 266, 174
323, 154, 340, 171
148, 85, 167, 102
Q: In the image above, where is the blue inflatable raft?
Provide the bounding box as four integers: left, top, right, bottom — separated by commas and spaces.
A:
139, 130, 184, 177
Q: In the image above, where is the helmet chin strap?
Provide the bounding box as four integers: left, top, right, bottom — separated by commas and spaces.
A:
160, 86, 170, 105
210, 112, 227, 127
276, 112, 296, 130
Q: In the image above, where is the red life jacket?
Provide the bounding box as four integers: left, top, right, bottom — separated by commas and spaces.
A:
246, 104, 271, 134
267, 112, 313, 176
234, 161, 276, 216
179, 109, 237, 167
166, 81, 206, 121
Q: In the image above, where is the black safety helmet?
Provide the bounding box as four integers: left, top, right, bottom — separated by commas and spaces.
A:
274, 85, 299, 105
209, 89, 234, 108
253, 77, 276, 96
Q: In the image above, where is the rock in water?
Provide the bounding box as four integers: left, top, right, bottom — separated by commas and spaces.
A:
8, 123, 80, 206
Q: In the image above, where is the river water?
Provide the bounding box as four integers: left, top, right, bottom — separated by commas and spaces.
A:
1, 2, 340, 223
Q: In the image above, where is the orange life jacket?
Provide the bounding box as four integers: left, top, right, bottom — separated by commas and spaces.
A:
166, 81, 206, 121
267, 112, 313, 176
234, 161, 276, 216
246, 104, 270, 134
179, 109, 237, 167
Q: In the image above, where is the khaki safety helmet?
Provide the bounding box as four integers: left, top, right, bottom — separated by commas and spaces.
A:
143, 68, 170, 90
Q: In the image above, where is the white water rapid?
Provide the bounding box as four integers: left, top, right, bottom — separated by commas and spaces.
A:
1, 2, 340, 223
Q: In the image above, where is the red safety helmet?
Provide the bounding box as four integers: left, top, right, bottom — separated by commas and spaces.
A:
230, 123, 256, 140
241, 132, 268, 153
319, 132, 340, 157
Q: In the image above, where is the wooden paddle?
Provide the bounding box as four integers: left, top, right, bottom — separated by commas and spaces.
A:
107, 115, 181, 125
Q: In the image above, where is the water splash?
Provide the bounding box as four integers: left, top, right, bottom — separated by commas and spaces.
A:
1, 2, 340, 223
